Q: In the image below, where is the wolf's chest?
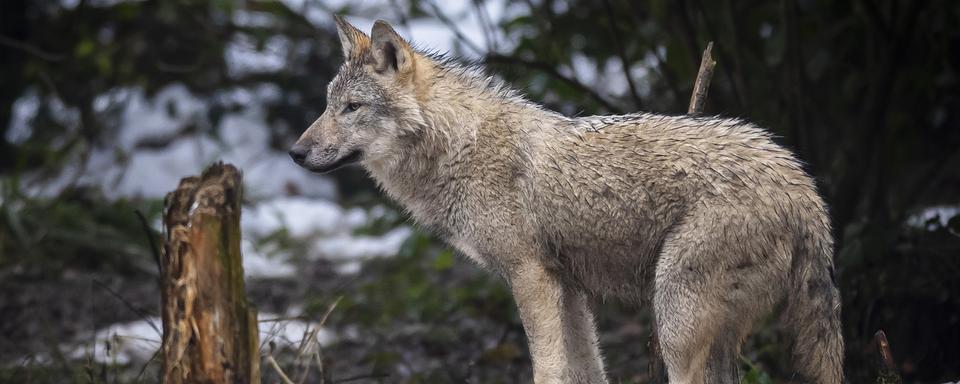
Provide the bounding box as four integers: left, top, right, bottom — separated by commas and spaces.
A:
446, 236, 491, 268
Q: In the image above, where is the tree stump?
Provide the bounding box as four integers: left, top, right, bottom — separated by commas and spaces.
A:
160, 163, 260, 383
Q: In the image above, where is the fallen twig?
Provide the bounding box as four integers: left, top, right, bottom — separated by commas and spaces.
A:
134, 209, 162, 275
266, 341, 296, 384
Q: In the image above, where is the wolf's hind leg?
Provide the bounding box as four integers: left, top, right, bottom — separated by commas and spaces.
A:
704, 326, 750, 384
654, 215, 788, 384
655, 299, 748, 384
653, 267, 719, 384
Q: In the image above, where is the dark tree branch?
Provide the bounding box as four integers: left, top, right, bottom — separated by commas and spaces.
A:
691, 0, 745, 109
484, 54, 623, 114
0, 34, 65, 61
832, 0, 925, 233
623, 1, 685, 110
134, 209, 162, 275
472, 0, 498, 52
783, 0, 813, 163
92, 279, 160, 335
673, 0, 705, 79
424, 0, 484, 55
601, 0, 644, 109
860, 0, 892, 37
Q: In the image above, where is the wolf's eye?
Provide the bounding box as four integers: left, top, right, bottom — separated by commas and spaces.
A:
343, 102, 362, 113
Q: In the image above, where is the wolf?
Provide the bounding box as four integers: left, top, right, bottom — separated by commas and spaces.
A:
289, 16, 844, 384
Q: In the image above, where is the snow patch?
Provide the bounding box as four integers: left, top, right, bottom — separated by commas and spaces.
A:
907, 205, 959, 230
118, 85, 205, 151
62, 317, 162, 365
312, 227, 413, 274
114, 136, 221, 198
5, 88, 39, 144
17, 84, 335, 201
46, 314, 336, 366
243, 239, 296, 279
243, 197, 354, 238
242, 199, 411, 276
226, 34, 290, 77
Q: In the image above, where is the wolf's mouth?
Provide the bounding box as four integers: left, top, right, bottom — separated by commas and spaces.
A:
311, 150, 362, 173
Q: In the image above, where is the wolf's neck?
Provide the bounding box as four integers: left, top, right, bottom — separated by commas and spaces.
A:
366, 64, 562, 229
418, 62, 562, 140
392, 61, 557, 165
414, 66, 564, 163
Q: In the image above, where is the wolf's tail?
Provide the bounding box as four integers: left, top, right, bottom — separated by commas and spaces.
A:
781, 222, 844, 384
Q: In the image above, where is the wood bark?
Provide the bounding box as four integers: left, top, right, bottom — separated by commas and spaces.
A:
160, 163, 260, 383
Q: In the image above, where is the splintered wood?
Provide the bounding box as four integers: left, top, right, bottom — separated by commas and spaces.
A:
160, 163, 260, 383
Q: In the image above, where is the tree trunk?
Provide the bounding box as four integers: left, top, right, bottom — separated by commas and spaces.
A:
160, 162, 260, 384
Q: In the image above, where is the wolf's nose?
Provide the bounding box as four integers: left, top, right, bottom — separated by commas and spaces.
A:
289, 144, 309, 165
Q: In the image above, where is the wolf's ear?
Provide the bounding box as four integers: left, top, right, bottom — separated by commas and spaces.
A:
334, 15, 370, 59
370, 20, 415, 76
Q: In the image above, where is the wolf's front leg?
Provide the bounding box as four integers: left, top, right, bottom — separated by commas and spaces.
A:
559, 287, 608, 382
509, 260, 608, 384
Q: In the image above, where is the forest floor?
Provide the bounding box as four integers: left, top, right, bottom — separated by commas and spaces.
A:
0, 219, 666, 383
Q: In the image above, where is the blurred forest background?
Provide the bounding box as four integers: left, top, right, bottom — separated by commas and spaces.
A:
1, 0, 959, 383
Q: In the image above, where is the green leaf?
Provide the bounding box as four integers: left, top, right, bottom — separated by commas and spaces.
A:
75, 39, 95, 58
432, 249, 455, 271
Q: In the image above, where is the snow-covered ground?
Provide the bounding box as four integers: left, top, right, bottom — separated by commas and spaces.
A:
50, 313, 337, 366
241, 196, 413, 276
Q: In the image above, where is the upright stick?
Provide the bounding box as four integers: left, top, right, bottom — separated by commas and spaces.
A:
688, 41, 717, 115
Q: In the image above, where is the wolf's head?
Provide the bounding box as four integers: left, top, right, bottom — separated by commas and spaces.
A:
289, 16, 426, 173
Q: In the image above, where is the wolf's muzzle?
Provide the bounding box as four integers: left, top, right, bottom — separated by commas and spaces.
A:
289, 143, 309, 165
